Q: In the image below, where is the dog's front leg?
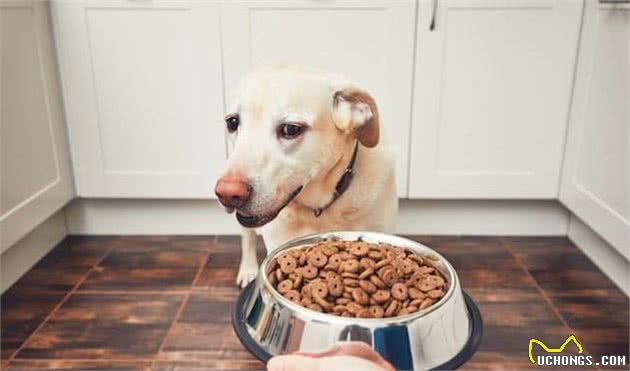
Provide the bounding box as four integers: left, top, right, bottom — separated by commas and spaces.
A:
236, 227, 259, 288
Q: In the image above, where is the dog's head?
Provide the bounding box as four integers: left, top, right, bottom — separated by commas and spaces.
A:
215, 66, 380, 228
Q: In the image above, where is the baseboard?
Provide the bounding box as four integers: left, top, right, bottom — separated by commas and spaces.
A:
1, 210, 67, 293
64, 198, 569, 236
568, 214, 630, 295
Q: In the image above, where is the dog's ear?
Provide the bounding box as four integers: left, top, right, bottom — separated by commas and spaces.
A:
331, 86, 380, 148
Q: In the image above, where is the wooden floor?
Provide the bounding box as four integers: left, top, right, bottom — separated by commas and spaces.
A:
1, 236, 628, 370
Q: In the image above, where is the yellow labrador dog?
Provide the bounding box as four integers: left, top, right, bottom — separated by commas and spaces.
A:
215, 66, 398, 287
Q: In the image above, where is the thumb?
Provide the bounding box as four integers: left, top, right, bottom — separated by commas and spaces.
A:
267, 355, 321, 371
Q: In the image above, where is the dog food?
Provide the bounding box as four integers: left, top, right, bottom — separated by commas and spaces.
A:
266, 240, 448, 318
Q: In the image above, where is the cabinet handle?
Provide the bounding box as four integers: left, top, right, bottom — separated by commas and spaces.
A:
599, 0, 630, 3
430, 0, 438, 31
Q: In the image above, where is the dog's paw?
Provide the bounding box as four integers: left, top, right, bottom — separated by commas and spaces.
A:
236, 261, 258, 288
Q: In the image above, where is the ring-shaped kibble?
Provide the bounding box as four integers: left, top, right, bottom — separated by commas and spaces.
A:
428, 288, 444, 299
370, 275, 387, 289
275, 268, 284, 282
328, 277, 344, 297
350, 243, 369, 257
280, 255, 297, 274
346, 302, 364, 315
308, 252, 328, 268
408, 287, 426, 300
419, 298, 434, 310
323, 271, 339, 281
368, 249, 384, 259
359, 267, 374, 280
302, 265, 318, 279
391, 282, 409, 301
385, 300, 401, 317
352, 288, 370, 305
336, 297, 351, 305
328, 254, 342, 267
373, 289, 391, 303
321, 244, 338, 256
360, 258, 376, 270
342, 259, 360, 273
359, 279, 377, 294
284, 289, 301, 303
277, 279, 293, 294
311, 281, 328, 298
417, 281, 435, 292
427, 275, 445, 287
357, 308, 372, 318
369, 305, 385, 318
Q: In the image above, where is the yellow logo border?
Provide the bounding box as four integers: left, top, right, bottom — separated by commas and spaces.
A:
528, 335, 584, 364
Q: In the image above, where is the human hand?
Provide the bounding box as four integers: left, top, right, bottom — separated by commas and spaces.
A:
267, 341, 395, 371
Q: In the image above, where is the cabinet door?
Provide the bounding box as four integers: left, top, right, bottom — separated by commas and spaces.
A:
560, 0, 629, 258
221, 0, 416, 197
0, 0, 75, 250
51, 0, 225, 198
409, 0, 583, 198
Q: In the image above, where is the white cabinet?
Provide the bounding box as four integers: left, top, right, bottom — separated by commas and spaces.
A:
560, 0, 629, 259
409, 0, 583, 198
0, 0, 75, 251
51, 0, 226, 198
220, 0, 416, 197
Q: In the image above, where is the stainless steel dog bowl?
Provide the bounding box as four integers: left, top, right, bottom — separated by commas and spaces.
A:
232, 231, 483, 370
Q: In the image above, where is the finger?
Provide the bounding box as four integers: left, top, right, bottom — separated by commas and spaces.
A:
267, 355, 321, 371
290, 342, 395, 371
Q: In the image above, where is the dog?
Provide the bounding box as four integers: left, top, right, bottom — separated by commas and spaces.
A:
214, 65, 398, 287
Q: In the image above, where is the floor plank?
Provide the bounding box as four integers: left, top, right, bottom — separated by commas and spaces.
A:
14, 294, 184, 360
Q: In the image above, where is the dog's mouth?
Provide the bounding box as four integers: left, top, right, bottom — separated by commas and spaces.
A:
235, 186, 303, 228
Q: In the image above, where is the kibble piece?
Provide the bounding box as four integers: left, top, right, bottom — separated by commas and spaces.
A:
302, 265, 319, 279
308, 252, 328, 268
357, 308, 372, 318
277, 279, 293, 294
419, 298, 434, 310
342, 259, 360, 273
428, 289, 444, 299
359, 267, 374, 280
280, 255, 298, 274
408, 287, 425, 300
359, 279, 377, 294
370, 275, 387, 289
311, 280, 329, 298
369, 305, 385, 318
284, 290, 301, 303
352, 288, 370, 305
350, 243, 370, 257
385, 300, 401, 317
328, 277, 344, 297
328, 254, 343, 268
391, 283, 409, 301
373, 289, 391, 304
346, 302, 364, 315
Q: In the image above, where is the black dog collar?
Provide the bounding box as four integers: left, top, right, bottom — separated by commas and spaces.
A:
313, 141, 359, 217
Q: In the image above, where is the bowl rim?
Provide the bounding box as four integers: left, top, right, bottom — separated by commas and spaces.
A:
258, 231, 460, 325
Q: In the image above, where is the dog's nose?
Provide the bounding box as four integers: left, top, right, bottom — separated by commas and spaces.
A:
215, 172, 251, 209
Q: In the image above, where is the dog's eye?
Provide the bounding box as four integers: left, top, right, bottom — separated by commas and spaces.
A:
225, 115, 240, 133
278, 123, 305, 139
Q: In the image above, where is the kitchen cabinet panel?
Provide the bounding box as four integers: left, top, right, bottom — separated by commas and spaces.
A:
560, 0, 629, 259
51, 0, 225, 198
409, 0, 583, 198
0, 0, 75, 251
221, 0, 416, 196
